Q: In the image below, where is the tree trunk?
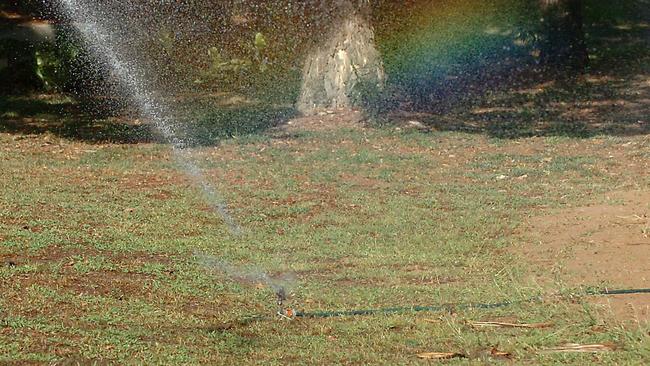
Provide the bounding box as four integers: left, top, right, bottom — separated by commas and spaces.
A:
296, 2, 385, 115
539, 0, 589, 72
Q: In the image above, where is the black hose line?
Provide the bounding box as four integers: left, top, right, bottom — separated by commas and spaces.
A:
292, 287, 650, 319
294, 300, 522, 319
586, 287, 650, 295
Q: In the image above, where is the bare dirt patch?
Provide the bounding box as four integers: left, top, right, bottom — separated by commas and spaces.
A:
273, 109, 367, 133
520, 190, 650, 324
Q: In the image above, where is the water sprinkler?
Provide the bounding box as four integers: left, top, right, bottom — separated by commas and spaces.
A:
275, 286, 295, 320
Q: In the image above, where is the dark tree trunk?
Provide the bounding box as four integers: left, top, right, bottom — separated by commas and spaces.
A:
539, 0, 589, 72
296, 1, 385, 115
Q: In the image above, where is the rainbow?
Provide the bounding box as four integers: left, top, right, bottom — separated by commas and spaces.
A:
374, 0, 535, 92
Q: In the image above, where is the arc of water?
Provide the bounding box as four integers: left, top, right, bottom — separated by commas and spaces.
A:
56, 0, 241, 235
53, 1, 298, 304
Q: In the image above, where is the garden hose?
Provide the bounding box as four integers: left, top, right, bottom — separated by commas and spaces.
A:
284, 287, 650, 319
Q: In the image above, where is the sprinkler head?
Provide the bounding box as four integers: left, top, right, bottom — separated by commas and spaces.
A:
277, 307, 296, 320
274, 286, 295, 319
275, 286, 287, 306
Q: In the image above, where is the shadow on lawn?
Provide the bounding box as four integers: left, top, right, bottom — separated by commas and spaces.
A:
1, 2, 647, 142
392, 2, 649, 138
0, 94, 296, 145
0, 95, 151, 143
410, 71, 649, 139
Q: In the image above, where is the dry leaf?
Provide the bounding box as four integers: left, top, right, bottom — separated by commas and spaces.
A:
542, 343, 616, 353
422, 318, 442, 324
490, 347, 513, 359
416, 352, 465, 360
471, 321, 552, 329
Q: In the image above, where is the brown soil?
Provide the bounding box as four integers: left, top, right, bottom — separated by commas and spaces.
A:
1, 246, 175, 298
273, 109, 367, 133
521, 190, 650, 325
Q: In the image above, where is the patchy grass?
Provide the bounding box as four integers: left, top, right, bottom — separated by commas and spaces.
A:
0, 115, 648, 364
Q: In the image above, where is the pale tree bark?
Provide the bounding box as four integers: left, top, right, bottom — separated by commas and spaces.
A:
296, 1, 385, 115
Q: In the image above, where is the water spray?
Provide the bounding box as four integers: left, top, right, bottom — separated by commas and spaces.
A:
54, 0, 296, 315
194, 251, 297, 318
275, 286, 296, 320
55, 0, 241, 234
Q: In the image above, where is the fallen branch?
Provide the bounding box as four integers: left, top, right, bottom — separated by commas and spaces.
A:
541, 343, 616, 353
470, 321, 553, 329
416, 352, 466, 360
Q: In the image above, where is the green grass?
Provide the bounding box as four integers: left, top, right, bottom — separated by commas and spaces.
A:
1, 121, 648, 364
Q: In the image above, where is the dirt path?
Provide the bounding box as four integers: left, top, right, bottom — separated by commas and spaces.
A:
521, 190, 650, 324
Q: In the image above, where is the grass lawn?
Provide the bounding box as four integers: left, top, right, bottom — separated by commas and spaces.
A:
1, 0, 649, 362
1, 105, 648, 364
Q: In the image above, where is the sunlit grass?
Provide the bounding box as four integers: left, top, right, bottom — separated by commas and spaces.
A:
1, 121, 648, 364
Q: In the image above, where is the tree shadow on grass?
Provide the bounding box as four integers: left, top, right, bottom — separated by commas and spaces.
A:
435, 73, 648, 139
0, 95, 154, 143
390, 2, 649, 139
180, 103, 297, 146
0, 94, 296, 145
